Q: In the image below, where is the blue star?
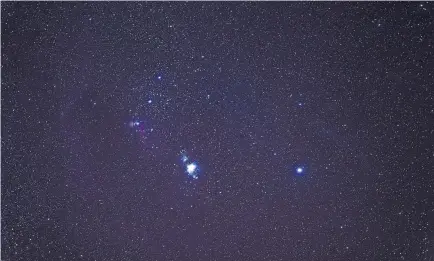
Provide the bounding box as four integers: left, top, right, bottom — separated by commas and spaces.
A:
179, 150, 200, 180
187, 163, 197, 174
186, 163, 199, 179
293, 165, 307, 176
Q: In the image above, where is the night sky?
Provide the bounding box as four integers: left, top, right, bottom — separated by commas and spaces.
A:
2, 2, 433, 261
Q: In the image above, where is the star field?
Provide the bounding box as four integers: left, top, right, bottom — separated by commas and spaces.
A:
2, 2, 434, 261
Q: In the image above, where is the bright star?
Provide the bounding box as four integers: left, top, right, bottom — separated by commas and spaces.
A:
296, 167, 303, 174
157, 76, 162, 80
148, 99, 152, 104
186, 163, 197, 174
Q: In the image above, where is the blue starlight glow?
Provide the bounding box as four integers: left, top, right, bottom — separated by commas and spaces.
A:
293, 165, 307, 177
179, 150, 200, 180
186, 163, 199, 179
187, 163, 197, 174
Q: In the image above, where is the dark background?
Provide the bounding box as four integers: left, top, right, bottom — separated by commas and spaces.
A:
2, 2, 433, 261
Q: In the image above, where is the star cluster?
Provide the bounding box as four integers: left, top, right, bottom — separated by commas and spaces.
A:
2, 2, 433, 261
180, 150, 200, 180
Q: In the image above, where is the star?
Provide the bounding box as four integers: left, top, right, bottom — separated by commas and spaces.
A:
186, 163, 197, 174
185, 162, 199, 179
5, 4, 430, 260
129, 120, 140, 127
